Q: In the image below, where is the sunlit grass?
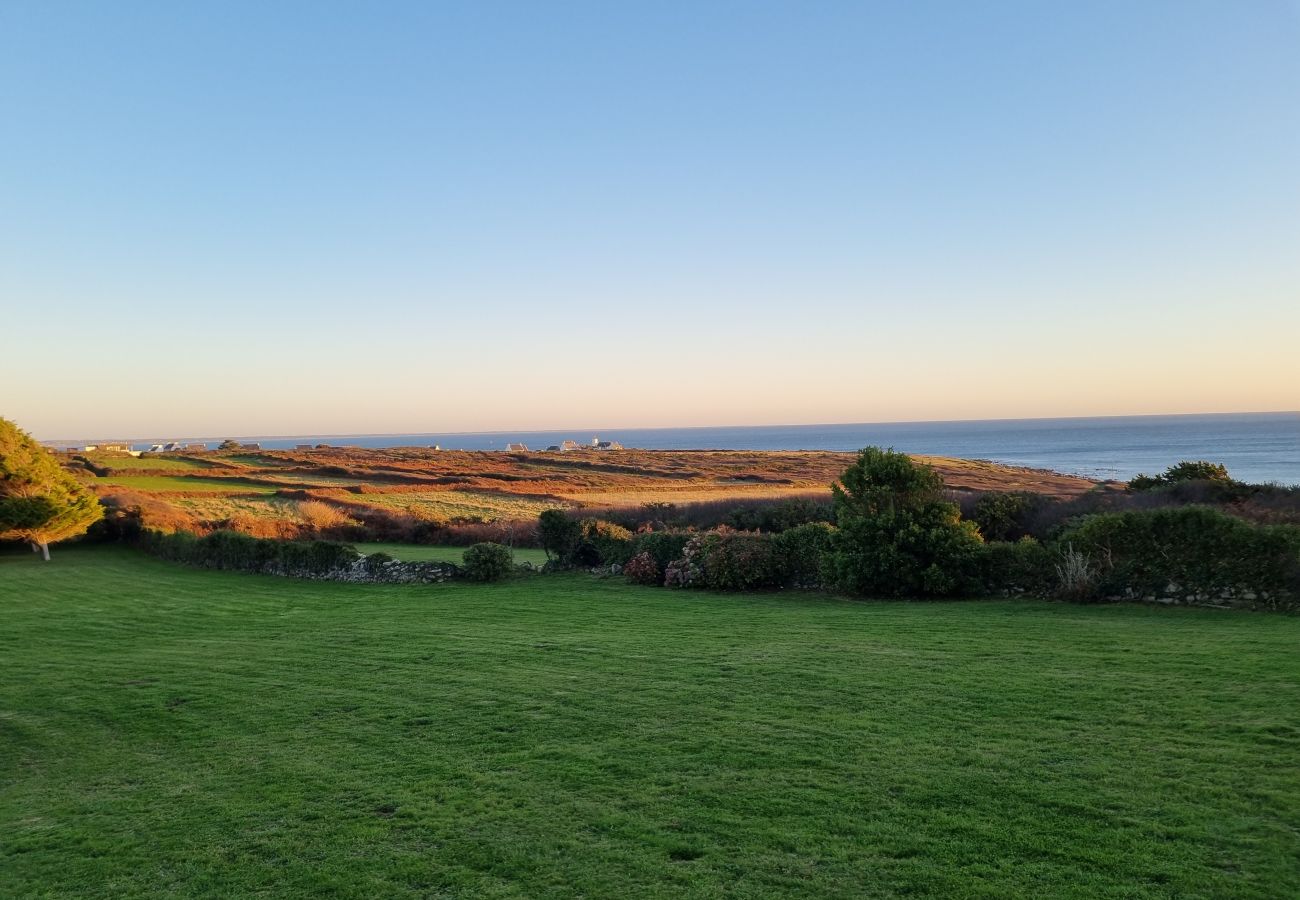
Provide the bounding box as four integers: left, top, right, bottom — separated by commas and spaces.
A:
347, 489, 562, 522
82, 454, 216, 471
94, 475, 279, 494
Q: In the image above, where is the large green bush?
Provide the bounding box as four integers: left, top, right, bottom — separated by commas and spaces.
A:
461, 542, 515, 582
822, 448, 983, 598
1059, 506, 1300, 609
538, 509, 581, 561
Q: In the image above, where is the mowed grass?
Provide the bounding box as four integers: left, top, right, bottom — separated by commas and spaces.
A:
353, 541, 549, 566
2, 547, 1298, 898
94, 475, 280, 493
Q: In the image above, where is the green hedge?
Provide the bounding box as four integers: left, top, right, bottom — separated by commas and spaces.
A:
1059, 506, 1300, 609
141, 529, 359, 576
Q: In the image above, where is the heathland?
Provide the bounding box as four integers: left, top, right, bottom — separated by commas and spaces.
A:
2, 545, 1297, 898
72, 445, 1099, 544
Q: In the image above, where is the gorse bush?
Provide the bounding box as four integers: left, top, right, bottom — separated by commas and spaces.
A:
461, 542, 515, 582
823, 448, 983, 598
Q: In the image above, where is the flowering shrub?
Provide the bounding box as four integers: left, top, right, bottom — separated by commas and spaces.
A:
622, 551, 662, 586
663, 530, 785, 591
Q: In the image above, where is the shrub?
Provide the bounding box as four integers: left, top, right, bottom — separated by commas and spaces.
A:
1129, 460, 1234, 492
978, 537, 1056, 596
629, 531, 692, 569
970, 491, 1046, 542
1059, 506, 1300, 609
665, 530, 784, 591
139, 529, 360, 576
578, 518, 633, 566
1054, 543, 1099, 602
538, 509, 581, 560
622, 551, 662, 586
461, 542, 514, 582
772, 522, 835, 586
297, 500, 351, 534
823, 448, 984, 598
699, 531, 784, 590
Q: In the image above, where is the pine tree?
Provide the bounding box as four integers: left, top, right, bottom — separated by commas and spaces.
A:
0, 418, 103, 560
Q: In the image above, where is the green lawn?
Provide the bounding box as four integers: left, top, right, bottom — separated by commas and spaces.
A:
94, 475, 279, 493
2, 546, 1297, 898
353, 541, 549, 566
82, 454, 217, 471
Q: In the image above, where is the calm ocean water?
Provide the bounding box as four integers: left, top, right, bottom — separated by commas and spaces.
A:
179, 412, 1299, 485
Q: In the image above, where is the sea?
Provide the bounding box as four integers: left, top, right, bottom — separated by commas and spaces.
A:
108, 411, 1300, 486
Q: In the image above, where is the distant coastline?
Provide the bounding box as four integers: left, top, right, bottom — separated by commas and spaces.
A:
44, 411, 1300, 486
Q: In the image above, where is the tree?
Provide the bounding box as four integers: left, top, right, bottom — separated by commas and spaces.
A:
822, 447, 983, 597
0, 418, 103, 560
537, 509, 581, 562
1129, 460, 1233, 492
218, 439, 242, 451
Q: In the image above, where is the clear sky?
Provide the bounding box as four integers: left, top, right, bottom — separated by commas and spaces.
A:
3, 1, 1298, 439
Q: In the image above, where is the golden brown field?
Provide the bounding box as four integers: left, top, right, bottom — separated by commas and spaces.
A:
73, 447, 1100, 537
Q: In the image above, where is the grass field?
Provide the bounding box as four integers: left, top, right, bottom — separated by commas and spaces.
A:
353, 542, 550, 566
81, 454, 217, 471
3, 546, 1297, 898
93, 475, 280, 494
341, 489, 563, 522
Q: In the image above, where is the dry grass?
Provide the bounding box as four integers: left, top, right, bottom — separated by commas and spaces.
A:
74, 448, 1099, 536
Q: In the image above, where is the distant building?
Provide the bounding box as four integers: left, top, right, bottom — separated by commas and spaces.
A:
82, 445, 98, 452
241, 442, 261, 451
593, 439, 623, 451
185, 443, 207, 451
100, 443, 131, 453
505, 443, 530, 452
429, 444, 442, 450
294, 444, 313, 451
559, 440, 582, 452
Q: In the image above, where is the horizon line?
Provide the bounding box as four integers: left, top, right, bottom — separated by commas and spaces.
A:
36, 408, 1300, 445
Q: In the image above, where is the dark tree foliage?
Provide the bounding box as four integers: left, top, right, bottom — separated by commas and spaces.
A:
823, 447, 983, 598
537, 509, 581, 561
1129, 460, 1234, 492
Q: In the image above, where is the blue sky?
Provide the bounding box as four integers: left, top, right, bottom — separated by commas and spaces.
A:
2, 1, 1298, 439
